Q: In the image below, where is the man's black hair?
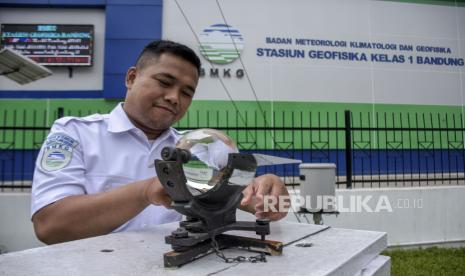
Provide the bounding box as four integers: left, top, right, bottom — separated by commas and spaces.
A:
135, 40, 201, 74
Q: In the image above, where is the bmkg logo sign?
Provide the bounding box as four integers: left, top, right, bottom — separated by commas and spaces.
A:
199, 24, 244, 65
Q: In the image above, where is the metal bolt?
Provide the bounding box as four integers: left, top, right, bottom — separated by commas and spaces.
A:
161, 147, 174, 161
172, 228, 188, 238
256, 219, 270, 241
256, 218, 270, 225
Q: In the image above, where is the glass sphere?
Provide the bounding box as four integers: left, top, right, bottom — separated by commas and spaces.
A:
176, 128, 239, 194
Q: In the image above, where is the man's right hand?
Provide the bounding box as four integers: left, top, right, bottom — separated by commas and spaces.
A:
142, 177, 172, 208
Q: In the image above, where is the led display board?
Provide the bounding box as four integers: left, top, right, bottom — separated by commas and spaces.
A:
1, 24, 94, 66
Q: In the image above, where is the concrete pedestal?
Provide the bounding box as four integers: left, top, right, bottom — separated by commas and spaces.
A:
0, 222, 389, 275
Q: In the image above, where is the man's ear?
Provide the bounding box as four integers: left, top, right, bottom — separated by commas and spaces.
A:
125, 67, 137, 89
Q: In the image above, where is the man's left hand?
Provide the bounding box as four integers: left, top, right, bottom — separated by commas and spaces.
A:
240, 174, 289, 221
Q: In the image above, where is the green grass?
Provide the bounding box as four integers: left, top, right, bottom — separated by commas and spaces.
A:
383, 247, 465, 276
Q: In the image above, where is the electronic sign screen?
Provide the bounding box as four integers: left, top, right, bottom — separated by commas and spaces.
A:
1, 24, 94, 66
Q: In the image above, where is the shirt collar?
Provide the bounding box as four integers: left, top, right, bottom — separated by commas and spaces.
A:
107, 103, 180, 143
156, 127, 179, 146
107, 103, 137, 133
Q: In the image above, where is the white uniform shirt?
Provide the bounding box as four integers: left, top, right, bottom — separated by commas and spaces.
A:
31, 103, 182, 232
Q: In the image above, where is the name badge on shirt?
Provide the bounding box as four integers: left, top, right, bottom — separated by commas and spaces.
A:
40, 133, 79, 171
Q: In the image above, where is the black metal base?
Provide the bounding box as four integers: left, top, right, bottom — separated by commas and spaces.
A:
163, 233, 283, 268
155, 148, 283, 268
163, 219, 282, 268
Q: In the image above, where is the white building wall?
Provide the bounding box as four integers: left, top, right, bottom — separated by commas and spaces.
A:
0, 193, 43, 253
163, 0, 465, 106
239, 186, 465, 247
1, 186, 465, 252
323, 186, 465, 246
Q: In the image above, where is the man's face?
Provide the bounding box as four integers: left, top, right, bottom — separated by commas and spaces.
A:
124, 53, 199, 134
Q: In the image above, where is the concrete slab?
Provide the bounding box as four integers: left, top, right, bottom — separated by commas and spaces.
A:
354, 255, 391, 276
0, 222, 387, 276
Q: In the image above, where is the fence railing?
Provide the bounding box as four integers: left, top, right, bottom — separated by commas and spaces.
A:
1, 108, 465, 190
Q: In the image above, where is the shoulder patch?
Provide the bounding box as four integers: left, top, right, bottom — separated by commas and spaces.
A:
40, 133, 79, 171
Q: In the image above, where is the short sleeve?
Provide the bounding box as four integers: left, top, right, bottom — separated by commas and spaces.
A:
30, 121, 86, 218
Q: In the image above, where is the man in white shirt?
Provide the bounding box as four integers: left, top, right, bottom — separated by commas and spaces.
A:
31, 40, 289, 244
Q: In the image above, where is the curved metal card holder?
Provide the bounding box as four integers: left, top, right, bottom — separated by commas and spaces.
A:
155, 147, 283, 267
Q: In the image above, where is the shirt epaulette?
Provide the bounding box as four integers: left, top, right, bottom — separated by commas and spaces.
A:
54, 114, 107, 126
